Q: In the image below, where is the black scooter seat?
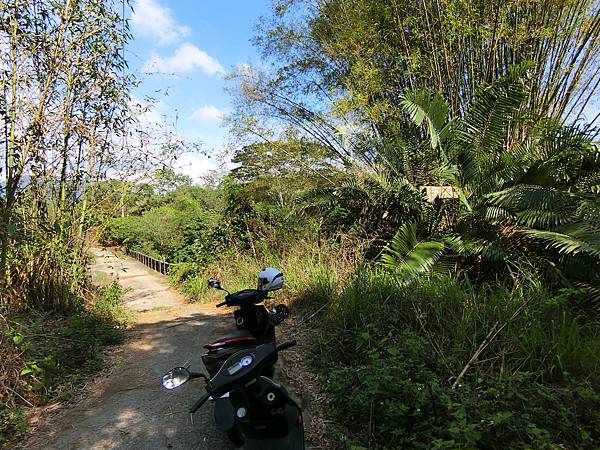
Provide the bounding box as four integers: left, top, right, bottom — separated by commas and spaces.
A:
204, 329, 256, 350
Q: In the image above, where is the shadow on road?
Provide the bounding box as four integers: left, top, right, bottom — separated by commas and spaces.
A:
22, 310, 240, 450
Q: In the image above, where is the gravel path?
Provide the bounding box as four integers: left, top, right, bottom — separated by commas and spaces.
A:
19, 248, 236, 450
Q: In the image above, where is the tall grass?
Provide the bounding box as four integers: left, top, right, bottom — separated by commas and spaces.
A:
166, 235, 600, 447
169, 235, 600, 383
2, 241, 86, 313
323, 267, 600, 383
314, 267, 600, 448
169, 237, 362, 308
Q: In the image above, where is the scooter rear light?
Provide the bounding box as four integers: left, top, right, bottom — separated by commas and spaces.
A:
203, 336, 256, 350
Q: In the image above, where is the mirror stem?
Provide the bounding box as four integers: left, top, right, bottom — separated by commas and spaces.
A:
189, 372, 209, 382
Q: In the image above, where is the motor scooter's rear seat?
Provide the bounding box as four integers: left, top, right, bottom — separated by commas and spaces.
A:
226, 289, 267, 305
204, 329, 256, 350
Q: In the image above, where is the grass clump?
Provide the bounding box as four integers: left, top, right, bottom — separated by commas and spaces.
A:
92, 281, 132, 327
0, 281, 128, 447
316, 268, 600, 449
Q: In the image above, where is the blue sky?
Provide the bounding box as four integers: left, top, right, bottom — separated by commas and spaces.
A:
127, 0, 598, 183
127, 0, 272, 181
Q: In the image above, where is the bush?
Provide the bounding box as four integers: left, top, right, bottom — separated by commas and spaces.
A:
317, 269, 600, 448
93, 281, 131, 327
100, 202, 226, 264
100, 215, 143, 249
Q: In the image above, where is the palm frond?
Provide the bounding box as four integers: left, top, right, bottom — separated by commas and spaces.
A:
487, 185, 574, 212
515, 210, 575, 228
463, 62, 531, 155
574, 281, 600, 307
523, 226, 600, 258
400, 89, 450, 150
577, 199, 600, 227
482, 206, 513, 223
444, 234, 509, 262
556, 223, 600, 247
381, 222, 445, 283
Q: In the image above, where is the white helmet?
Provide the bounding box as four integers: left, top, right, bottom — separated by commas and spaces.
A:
258, 268, 284, 291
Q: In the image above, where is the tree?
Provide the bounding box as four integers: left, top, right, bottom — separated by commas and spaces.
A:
383, 67, 600, 292
230, 140, 336, 206
153, 167, 193, 196
228, 0, 600, 175
0, 0, 130, 309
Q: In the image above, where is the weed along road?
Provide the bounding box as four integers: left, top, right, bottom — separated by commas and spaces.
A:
20, 249, 236, 450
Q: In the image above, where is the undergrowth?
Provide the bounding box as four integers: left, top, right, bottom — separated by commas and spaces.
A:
313, 268, 600, 449
168, 238, 361, 307
168, 239, 600, 449
0, 281, 128, 447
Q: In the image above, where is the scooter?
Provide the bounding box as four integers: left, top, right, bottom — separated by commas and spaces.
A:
162, 341, 305, 449
201, 269, 288, 380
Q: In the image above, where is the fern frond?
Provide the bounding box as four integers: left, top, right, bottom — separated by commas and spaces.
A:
381, 223, 445, 283
523, 227, 600, 258
400, 89, 450, 150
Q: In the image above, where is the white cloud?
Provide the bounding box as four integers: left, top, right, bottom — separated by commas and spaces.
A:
173, 153, 217, 183
132, 0, 190, 45
190, 105, 227, 123
143, 43, 224, 75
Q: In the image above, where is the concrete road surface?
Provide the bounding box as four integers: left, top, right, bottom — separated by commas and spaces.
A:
18, 248, 238, 450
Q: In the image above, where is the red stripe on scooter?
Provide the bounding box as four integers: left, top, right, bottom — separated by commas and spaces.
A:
203, 337, 256, 350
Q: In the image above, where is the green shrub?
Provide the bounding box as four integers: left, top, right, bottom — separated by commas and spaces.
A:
328, 333, 600, 449
168, 262, 197, 285
100, 215, 143, 249
93, 281, 131, 327
317, 268, 600, 448
324, 269, 600, 382
100, 200, 226, 264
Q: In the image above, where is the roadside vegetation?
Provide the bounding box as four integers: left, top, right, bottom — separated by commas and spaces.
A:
1, 1, 156, 446
100, 1, 600, 448
2, 0, 600, 448
0, 282, 128, 446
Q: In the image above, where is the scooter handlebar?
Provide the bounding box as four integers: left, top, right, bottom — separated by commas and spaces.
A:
189, 392, 210, 415
276, 340, 297, 352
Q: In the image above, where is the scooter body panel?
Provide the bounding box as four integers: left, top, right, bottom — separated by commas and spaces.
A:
243, 421, 305, 450
213, 396, 236, 433
215, 387, 305, 449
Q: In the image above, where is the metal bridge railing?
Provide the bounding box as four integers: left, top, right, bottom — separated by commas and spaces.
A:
126, 249, 171, 275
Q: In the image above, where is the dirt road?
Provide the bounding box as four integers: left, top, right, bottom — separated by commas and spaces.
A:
20, 249, 238, 450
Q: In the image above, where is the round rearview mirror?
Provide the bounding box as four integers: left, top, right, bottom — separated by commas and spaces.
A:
161, 367, 190, 390
269, 304, 290, 325
208, 278, 222, 290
